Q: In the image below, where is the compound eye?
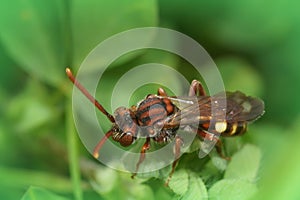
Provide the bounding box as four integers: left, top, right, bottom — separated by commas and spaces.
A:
120, 132, 134, 147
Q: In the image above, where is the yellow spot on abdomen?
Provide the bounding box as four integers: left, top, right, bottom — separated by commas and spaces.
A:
215, 121, 227, 133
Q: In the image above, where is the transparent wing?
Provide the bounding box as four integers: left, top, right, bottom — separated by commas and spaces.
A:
161, 91, 265, 128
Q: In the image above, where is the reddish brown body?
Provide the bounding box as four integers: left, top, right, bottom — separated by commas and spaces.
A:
66, 68, 264, 185
107, 96, 179, 147
136, 96, 179, 142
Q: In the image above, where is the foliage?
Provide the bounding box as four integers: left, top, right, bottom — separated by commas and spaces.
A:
0, 1, 300, 200
21, 186, 70, 200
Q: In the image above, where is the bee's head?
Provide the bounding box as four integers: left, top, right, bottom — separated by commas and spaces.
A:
112, 107, 138, 147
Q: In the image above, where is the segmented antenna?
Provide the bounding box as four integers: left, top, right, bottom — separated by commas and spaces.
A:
66, 68, 115, 123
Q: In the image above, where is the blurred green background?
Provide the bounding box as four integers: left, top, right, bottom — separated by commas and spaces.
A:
1, 0, 300, 200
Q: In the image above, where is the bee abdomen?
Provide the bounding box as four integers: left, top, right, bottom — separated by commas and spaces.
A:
222, 122, 247, 136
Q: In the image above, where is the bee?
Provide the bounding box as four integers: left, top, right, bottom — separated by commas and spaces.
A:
66, 68, 264, 184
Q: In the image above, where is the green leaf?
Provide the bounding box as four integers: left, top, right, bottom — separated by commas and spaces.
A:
21, 186, 70, 200
224, 144, 261, 182
0, 183, 26, 200
211, 156, 227, 171
130, 184, 155, 200
7, 79, 56, 133
0, 0, 66, 86
71, 0, 158, 69
0, 0, 158, 86
0, 166, 75, 192
168, 169, 189, 195
181, 172, 208, 200
91, 166, 155, 200
209, 179, 257, 200
0, 44, 21, 93
250, 116, 300, 200
217, 57, 264, 96
92, 167, 118, 194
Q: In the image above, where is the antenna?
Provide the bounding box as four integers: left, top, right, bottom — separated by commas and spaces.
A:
66, 68, 115, 123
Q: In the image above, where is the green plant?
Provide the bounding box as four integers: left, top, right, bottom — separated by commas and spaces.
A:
1, 1, 300, 200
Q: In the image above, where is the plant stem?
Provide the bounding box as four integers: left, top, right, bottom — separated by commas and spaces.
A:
66, 99, 83, 200
63, 0, 83, 198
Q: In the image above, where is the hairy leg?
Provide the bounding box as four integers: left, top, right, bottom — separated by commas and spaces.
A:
197, 129, 229, 160
189, 80, 206, 96
131, 137, 151, 178
165, 136, 183, 186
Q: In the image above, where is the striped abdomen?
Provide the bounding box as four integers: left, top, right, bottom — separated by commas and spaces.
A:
200, 121, 247, 136
221, 122, 247, 136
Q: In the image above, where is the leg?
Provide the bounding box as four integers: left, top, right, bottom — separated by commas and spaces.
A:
197, 129, 229, 160
189, 80, 206, 96
165, 136, 183, 186
215, 139, 230, 160
157, 87, 168, 96
145, 88, 167, 99
131, 137, 151, 178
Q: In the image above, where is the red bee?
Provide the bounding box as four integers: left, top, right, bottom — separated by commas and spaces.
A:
66, 68, 264, 184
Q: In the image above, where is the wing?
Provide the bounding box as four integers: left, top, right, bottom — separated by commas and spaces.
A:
161, 91, 265, 128
222, 91, 265, 123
